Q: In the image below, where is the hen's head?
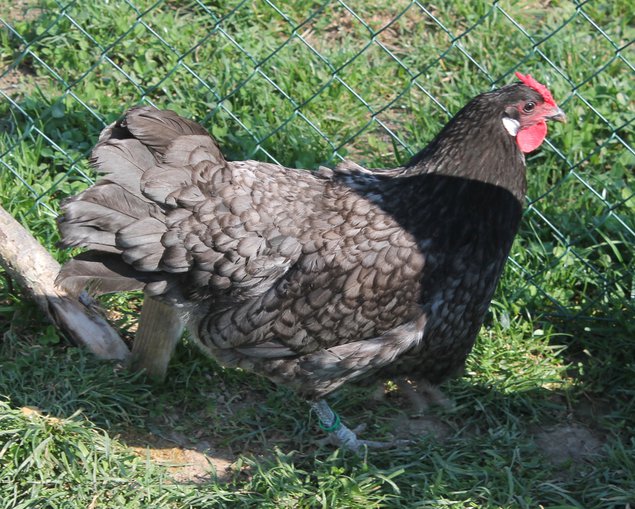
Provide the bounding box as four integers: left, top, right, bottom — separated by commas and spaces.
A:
407, 72, 565, 191
500, 72, 566, 153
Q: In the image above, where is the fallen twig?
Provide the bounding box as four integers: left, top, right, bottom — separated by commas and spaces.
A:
0, 205, 129, 360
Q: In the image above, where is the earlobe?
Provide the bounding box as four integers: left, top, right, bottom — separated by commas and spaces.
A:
502, 117, 520, 136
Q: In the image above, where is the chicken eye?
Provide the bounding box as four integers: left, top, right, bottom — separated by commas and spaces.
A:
523, 102, 536, 113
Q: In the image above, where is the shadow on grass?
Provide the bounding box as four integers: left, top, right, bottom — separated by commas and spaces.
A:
530, 306, 635, 432
0, 322, 612, 452
3, 311, 634, 509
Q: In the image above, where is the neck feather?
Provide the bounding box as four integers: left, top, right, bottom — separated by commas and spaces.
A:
405, 96, 528, 202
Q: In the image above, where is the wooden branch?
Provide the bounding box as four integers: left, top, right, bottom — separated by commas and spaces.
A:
0, 205, 130, 360
130, 295, 183, 381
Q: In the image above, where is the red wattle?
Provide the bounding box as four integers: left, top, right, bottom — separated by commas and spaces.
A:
517, 121, 547, 153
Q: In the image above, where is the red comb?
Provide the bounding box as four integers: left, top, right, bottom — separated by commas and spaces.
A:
515, 72, 556, 107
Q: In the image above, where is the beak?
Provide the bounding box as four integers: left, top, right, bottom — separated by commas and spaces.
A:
546, 107, 566, 123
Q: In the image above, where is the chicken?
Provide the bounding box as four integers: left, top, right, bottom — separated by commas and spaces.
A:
56, 72, 565, 450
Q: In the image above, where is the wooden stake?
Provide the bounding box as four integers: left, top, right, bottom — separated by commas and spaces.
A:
130, 295, 183, 381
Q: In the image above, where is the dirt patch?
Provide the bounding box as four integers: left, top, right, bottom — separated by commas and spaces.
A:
391, 413, 452, 441
374, 382, 453, 442
120, 428, 236, 483
1, 0, 45, 102
0, 67, 42, 102
2, 0, 43, 24
0, 69, 24, 94
533, 423, 603, 466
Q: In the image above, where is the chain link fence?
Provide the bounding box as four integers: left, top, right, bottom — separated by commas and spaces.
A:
1, 0, 633, 326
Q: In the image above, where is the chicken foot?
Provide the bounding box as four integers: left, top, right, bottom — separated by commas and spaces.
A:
312, 399, 411, 452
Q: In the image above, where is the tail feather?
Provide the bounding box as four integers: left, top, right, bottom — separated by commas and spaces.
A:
117, 217, 168, 271
162, 134, 224, 167
56, 252, 163, 296
121, 107, 209, 158
140, 135, 225, 206
58, 185, 161, 251
57, 106, 221, 297
90, 139, 155, 194
140, 166, 196, 205
57, 228, 119, 253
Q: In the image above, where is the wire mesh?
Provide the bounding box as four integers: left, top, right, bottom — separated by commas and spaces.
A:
1, 0, 633, 324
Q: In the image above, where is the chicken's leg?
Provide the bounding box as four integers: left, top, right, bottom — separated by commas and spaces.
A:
311, 399, 410, 452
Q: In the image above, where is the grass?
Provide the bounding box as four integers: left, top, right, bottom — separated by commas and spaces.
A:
1, 0, 634, 507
